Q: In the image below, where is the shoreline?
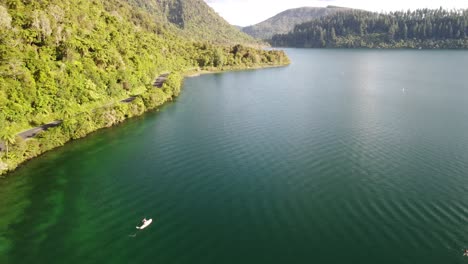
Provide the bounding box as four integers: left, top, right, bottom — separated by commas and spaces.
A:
184, 64, 289, 77
0, 62, 289, 176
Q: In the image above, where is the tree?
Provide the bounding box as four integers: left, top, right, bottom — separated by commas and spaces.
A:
213, 48, 225, 67
0, 127, 16, 161
387, 24, 397, 41
319, 29, 326, 47
330, 27, 337, 41
402, 24, 408, 39
0, 6, 12, 30
359, 22, 366, 36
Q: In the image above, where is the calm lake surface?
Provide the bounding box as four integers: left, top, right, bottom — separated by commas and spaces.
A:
1, 49, 468, 264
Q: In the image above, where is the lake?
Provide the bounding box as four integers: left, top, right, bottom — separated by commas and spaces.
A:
1, 49, 468, 264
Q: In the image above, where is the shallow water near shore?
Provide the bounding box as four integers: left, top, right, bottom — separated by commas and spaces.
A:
1, 49, 468, 264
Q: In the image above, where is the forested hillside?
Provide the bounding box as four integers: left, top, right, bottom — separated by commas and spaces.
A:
242, 6, 349, 40
271, 8, 468, 48
0, 0, 289, 174
129, 0, 261, 46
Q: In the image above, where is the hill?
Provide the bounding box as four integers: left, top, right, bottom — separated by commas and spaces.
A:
0, 0, 289, 174
242, 6, 350, 40
127, 0, 262, 46
270, 8, 468, 48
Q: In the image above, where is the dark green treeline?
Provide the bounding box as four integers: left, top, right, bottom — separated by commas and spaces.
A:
271, 8, 468, 48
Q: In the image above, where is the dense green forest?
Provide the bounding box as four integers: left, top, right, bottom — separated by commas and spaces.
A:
242, 6, 349, 40
270, 8, 468, 48
0, 0, 289, 174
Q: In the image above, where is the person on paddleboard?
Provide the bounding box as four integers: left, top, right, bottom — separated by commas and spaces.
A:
464, 249, 468, 256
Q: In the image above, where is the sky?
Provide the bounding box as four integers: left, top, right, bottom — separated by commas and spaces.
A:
204, 0, 468, 26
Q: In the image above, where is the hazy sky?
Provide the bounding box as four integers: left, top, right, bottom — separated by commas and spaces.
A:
204, 0, 468, 26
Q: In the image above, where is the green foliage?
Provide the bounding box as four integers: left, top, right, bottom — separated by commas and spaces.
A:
161, 73, 183, 97
271, 8, 468, 49
0, 126, 16, 160
0, 0, 289, 175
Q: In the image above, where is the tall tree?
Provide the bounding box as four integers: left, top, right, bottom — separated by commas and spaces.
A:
403, 24, 408, 39
0, 127, 16, 161
330, 27, 337, 41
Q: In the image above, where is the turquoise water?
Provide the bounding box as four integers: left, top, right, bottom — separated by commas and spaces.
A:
1, 49, 468, 263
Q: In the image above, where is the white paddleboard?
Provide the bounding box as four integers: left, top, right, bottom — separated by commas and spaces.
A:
136, 219, 153, 229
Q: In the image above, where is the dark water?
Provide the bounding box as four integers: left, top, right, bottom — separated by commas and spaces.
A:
1, 49, 468, 264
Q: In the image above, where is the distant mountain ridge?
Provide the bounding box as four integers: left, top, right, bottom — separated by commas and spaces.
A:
242, 6, 351, 40
128, 0, 261, 46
